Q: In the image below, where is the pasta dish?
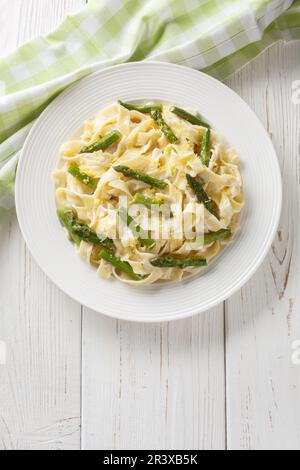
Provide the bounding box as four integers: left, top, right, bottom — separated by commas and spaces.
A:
53, 101, 244, 285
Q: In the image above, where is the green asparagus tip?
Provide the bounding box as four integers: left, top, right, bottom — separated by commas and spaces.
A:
80, 130, 121, 154
150, 109, 178, 144
118, 100, 163, 114
99, 249, 145, 281
68, 163, 98, 191
203, 229, 232, 245
114, 165, 168, 190
171, 106, 210, 128
200, 127, 211, 167
186, 174, 220, 220
57, 206, 115, 252
57, 207, 81, 245
131, 193, 170, 217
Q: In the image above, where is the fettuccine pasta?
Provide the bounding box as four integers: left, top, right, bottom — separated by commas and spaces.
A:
53, 101, 244, 285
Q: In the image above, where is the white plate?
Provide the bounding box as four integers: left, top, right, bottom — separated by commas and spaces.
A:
16, 62, 282, 323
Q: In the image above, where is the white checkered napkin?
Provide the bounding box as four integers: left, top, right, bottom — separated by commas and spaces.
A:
0, 0, 299, 213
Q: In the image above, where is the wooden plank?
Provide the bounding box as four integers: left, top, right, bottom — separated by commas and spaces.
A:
81, 308, 226, 450
0, 0, 86, 450
225, 42, 300, 450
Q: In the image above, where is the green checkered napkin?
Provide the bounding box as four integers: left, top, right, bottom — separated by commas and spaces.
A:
1, 0, 300, 214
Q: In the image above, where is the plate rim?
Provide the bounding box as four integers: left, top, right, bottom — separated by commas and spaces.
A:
15, 61, 283, 323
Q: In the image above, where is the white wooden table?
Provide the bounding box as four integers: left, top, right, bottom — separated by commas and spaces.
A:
0, 0, 300, 451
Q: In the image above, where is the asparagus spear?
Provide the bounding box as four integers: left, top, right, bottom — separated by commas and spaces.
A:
114, 165, 168, 189
131, 193, 170, 216
203, 229, 231, 245
151, 256, 207, 268
80, 130, 121, 154
57, 207, 115, 252
150, 109, 178, 144
99, 249, 144, 281
186, 174, 220, 220
57, 207, 81, 245
118, 100, 162, 114
200, 128, 211, 167
171, 106, 210, 128
119, 208, 155, 249
68, 163, 98, 190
